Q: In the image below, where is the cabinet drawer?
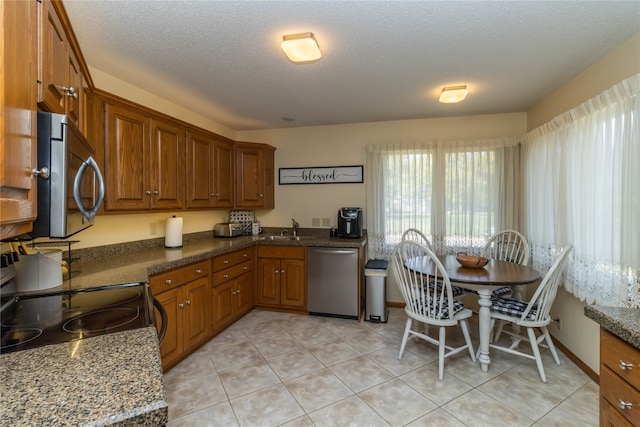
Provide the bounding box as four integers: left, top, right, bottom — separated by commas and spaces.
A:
601, 366, 640, 426
212, 248, 254, 271
213, 260, 253, 286
601, 329, 640, 391
150, 260, 210, 295
257, 246, 305, 260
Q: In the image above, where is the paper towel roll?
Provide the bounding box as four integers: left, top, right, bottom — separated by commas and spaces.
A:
165, 216, 183, 248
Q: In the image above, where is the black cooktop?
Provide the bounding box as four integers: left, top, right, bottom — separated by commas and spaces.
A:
0, 282, 153, 354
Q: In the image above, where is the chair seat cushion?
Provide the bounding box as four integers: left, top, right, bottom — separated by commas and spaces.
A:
428, 282, 466, 297
414, 297, 466, 320
490, 297, 538, 320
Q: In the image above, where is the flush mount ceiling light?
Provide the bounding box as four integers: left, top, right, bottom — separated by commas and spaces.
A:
281, 32, 322, 64
439, 85, 468, 103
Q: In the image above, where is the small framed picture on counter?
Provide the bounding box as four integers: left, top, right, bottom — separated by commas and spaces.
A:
279, 165, 364, 185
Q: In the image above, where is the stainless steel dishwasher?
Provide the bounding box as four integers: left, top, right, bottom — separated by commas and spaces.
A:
307, 247, 359, 319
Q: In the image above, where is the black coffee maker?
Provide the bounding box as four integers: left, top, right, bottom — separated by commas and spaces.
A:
337, 207, 363, 238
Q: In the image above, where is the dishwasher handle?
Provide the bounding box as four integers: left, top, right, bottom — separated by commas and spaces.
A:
310, 249, 356, 255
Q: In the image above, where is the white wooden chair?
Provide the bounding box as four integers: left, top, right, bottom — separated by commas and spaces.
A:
483, 229, 530, 265
488, 244, 573, 383
391, 240, 476, 380
401, 228, 466, 298
482, 230, 531, 298
401, 228, 434, 251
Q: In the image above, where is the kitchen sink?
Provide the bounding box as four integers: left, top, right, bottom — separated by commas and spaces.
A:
259, 235, 315, 241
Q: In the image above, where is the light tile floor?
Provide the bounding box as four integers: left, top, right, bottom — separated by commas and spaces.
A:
164, 308, 599, 427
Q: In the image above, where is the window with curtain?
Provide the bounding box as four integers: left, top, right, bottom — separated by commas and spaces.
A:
523, 74, 639, 308
366, 138, 521, 259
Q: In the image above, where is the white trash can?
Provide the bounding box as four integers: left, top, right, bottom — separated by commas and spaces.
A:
364, 259, 388, 323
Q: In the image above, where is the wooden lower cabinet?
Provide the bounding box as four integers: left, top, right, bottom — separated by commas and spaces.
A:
211, 248, 255, 333
599, 328, 640, 427
256, 246, 306, 311
151, 260, 210, 370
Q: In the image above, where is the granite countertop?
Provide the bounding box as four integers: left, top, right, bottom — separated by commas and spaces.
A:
584, 305, 640, 349
65, 232, 367, 290
0, 327, 167, 426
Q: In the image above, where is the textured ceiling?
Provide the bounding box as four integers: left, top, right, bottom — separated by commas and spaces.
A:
64, 1, 640, 131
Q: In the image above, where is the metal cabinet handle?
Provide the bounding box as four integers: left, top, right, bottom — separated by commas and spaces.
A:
62, 86, 78, 99
178, 303, 184, 308
258, 194, 264, 198
223, 274, 229, 279
281, 269, 285, 274
243, 254, 248, 258
618, 360, 633, 370
32, 167, 50, 179
165, 279, 172, 285
274, 270, 279, 274
185, 300, 191, 305
223, 260, 229, 264
618, 399, 633, 410
211, 192, 219, 197
153, 190, 159, 195
145, 190, 151, 195
195, 269, 202, 274
243, 266, 248, 270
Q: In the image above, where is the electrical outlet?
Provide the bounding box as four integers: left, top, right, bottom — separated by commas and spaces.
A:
322, 218, 331, 227
312, 217, 321, 226
150, 222, 157, 235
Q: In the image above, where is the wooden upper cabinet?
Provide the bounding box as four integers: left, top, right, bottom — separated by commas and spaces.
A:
104, 100, 185, 211
150, 118, 185, 210
104, 102, 149, 210
212, 138, 234, 208
38, 0, 84, 132
235, 142, 275, 209
186, 129, 233, 209
0, 0, 38, 240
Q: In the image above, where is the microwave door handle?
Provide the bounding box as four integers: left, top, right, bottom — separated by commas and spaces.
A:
73, 156, 105, 221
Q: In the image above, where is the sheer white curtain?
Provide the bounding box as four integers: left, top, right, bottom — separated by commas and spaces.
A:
366, 138, 521, 259
523, 74, 640, 308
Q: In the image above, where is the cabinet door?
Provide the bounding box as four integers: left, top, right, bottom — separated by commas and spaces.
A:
0, 0, 38, 240
65, 48, 83, 131
212, 281, 235, 332
104, 102, 150, 210
150, 118, 184, 209
235, 145, 264, 207
156, 287, 183, 369
257, 258, 280, 306
38, 0, 66, 114
186, 129, 214, 208
183, 277, 210, 352
235, 271, 254, 315
212, 139, 234, 208
281, 259, 306, 308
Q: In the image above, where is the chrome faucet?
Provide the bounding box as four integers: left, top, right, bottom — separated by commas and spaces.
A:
291, 218, 300, 236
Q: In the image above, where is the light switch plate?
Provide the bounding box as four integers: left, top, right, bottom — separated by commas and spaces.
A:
322, 218, 331, 227
312, 217, 321, 226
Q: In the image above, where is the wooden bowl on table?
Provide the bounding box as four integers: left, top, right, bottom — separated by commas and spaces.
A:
456, 255, 489, 268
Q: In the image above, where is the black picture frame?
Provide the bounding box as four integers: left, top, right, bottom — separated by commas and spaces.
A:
279, 165, 364, 185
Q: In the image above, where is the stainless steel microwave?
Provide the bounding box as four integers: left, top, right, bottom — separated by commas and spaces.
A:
31, 112, 104, 239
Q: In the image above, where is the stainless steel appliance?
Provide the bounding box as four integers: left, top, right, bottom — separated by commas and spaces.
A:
214, 222, 244, 237
307, 247, 359, 319
31, 112, 105, 239
0, 282, 162, 354
337, 207, 363, 238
